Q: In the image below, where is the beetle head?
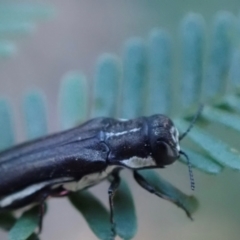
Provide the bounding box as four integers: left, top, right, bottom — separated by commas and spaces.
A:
149, 104, 203, 167
148, 115, 180, 166
148, 105, 203, 190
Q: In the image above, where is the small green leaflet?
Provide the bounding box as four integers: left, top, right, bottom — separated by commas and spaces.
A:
8, 206, 39, 240
176, 119, 240, 170
69, 190, 112, 240
138, 170, 198, 218
0, 212, 16, 231
113, 179, 137, 240
180, 148, 223, 174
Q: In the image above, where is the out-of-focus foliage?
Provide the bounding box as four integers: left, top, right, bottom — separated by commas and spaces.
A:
0, 1, 53, 59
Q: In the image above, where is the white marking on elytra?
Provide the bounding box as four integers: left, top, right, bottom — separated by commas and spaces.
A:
0, 177, 73, 208
122, 156, 156, 169
63, 166, 118, 192
105, 127, 140, 139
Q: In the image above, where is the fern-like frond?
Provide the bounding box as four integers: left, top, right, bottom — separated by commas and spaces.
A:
1, 10, 240, 240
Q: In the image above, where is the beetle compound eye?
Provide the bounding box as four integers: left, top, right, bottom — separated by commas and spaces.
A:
157, 141, 167, 151
156, 139, 170, 153
152, 140, 177, 166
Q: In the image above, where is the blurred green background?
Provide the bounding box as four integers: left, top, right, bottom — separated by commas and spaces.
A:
1, 0, 240, 239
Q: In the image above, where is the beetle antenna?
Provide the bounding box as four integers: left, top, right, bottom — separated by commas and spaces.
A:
179, 104, 204, 141
180, 150, 195, 191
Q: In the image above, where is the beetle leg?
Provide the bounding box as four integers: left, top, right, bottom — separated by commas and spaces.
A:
108, 170, 120, 237
37, 191, 50, 233
38, 203, 45, 233
36, 186, 71, 233
133, 170, 192, 219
